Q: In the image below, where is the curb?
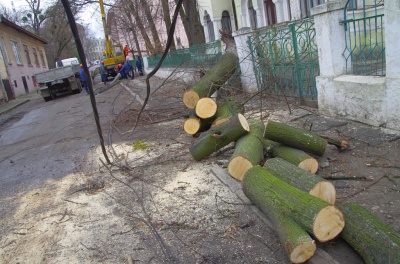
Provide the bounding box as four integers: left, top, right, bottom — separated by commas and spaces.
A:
0, 99, 30, 115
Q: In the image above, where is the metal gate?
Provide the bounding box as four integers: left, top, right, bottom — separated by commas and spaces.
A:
247, 18, 319, 102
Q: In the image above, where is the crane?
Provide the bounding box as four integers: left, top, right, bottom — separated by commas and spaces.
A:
99, 0, 126, 77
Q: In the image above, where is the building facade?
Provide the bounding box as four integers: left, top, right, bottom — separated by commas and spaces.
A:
0, 15, 48, 100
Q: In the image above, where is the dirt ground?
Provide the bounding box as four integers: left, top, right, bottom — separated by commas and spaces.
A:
0, 73, 399, 264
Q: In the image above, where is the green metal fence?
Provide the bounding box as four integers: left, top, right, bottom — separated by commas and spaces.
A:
247, 18, 319, 101
341, 0, 385, 76
147, 40, 223, 68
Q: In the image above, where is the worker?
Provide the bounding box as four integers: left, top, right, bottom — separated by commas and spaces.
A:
100, 61, 107, 85
136, 56, 143, 76
124, 45, 129, 59
79, 64, 89, 94
119, 61, 134, 79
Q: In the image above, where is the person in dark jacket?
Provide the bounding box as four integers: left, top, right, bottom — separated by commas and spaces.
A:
100, 61, 107, 85
136, 56, 143, 76
79, 64, 89, 94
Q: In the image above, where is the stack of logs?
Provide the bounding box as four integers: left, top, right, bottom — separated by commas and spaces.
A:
181, 81, 400, 263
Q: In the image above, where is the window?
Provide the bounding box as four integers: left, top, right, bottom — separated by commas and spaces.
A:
32, 48, 39, 66
221, 11, 232, 32
204, 11, 215, 42
248, 0, 258, 29
11, 41, 22, 64
0, 37, 8, 63
23, 44, 32, 65
265, 0, 277, 25
38, 49, 46, 67
300, 0, 325, 18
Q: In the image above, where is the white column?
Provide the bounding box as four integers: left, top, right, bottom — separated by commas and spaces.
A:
273, 0, 285, 23
385, 0, 400, 130
311, 1, 347, 116
233, 28, 258, 93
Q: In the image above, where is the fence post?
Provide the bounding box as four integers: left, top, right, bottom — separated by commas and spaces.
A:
385, 0, 400, 130
289, 23, 304, 103
311, 1, 346, 116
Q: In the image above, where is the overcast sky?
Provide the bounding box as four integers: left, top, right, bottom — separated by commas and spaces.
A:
3, 0, 104, 38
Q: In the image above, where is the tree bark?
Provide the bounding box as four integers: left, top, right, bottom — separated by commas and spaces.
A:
211, 97, 245, 127
189, 114, 249, 161
339, 202, 400, 264
228, 119, 265, 181
183, 110, 214, 135
160, 0, 176, 50
243, 166, 345, 242
264, 120, 327, 157
131, 0, 156, 55
182, 52, 238, 109
139, 0, 163, 54
263, 157, 336, 205
264, 140, 319, 174
176, 0, 205, 46
250, 195, 316, 263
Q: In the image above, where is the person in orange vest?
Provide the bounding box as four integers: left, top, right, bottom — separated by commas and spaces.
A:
124, 45, 129, 59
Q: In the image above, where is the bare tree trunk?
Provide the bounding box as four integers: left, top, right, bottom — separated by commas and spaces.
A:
128, 0, 156, 55
139, 0, 163, 54
160, 0, 176, 50
175, 0, 205, 46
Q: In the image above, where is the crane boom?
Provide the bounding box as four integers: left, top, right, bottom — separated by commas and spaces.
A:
99, 0, 112, 57
98, 0, 126, 77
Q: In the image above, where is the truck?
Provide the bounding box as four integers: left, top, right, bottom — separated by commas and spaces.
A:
99, 0, 126, 77
34, 63, 82, 102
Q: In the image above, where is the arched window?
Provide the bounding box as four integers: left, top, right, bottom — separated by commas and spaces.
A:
204, 11, 215, 42
248, 0, 258, 29
264, 0, 277, 25
221, 11, 232, 32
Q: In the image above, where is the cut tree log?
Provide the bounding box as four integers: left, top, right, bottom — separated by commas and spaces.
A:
259, 204, 316, 263
264, 140, 319, 173
211, 97, 245, 127
183, 110, 214, 135
264, 120, 327, 157
320, 135, 350, 150
183, 30, 238, 109
339, 202, 400, 264
243, 166, 345, 242
263, 157, 336, 204
195, 97, 218, 119
227, 119, 265, 181
189, 113, 249, 161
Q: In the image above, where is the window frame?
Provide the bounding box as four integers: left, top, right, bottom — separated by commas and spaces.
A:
0, 36, 8, 63
23, 44, 32, 66
10, 40, 23, 65
32, 47, 40, 66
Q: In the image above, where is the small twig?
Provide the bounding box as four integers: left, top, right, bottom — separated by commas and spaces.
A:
12, 232, 27, 235
80, 242, 97, 251
320, 175, 371, 181
366, 163, 400, 169
337, 174, 387, 201
111, 227, 135, 236
63, 198, 87, 205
